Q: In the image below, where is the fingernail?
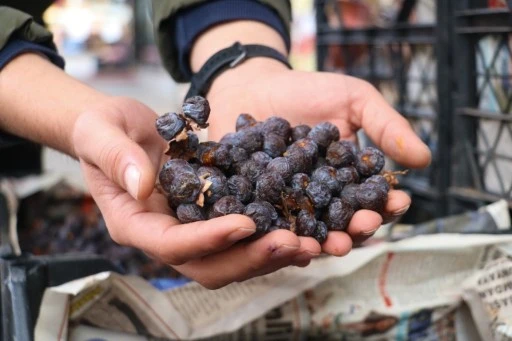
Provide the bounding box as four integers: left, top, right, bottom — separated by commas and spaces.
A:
270, 244, 300, 260
293, 251, 320, 263
228, 227, 256, 242
124, 164, 140, 199
393, 205, 410, 216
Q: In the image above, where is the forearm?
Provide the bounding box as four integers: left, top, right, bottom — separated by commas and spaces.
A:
0, 53, 108, 157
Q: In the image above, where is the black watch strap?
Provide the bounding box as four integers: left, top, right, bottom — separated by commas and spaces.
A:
185, 42, 291, 99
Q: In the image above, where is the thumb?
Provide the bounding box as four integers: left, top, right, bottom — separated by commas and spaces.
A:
73, 114, 159, 200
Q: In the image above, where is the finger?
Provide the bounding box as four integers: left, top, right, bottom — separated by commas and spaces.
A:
345, 209, 383, 243
346, 77, 432, 168
249, 236, 321, 276
73, 103, 165, 200
320, 231, 353, 256
82, 164, 259, 264
381, 189, 411, 223
175, 230, 313, 289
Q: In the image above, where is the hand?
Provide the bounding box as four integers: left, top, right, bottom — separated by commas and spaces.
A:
72, 96, 318, 289
205, 59, 432, 253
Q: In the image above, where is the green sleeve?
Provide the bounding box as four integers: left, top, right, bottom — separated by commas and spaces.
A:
150, 0, 291, 82
0, 6, 58, 52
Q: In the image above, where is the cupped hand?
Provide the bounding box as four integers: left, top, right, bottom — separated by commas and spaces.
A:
71, 96, 317, 289
205, 61, 432, 254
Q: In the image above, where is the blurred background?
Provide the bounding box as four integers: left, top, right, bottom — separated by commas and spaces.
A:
41, 0, 317, 190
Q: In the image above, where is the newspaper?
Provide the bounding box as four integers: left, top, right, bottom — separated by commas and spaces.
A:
388, 200, 511, 241
35, 229, 512, 341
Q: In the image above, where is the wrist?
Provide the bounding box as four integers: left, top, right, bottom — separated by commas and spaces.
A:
189, 21, 289, 97
208, 57, 289, 98
190, 21, 287, 73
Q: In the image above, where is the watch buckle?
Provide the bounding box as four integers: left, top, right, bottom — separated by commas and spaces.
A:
229, 43, 248, 68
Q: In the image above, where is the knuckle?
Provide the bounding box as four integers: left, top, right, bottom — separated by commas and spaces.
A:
357, 78, 377, 93
163, 253, 186, 266
107, 225, 127, 245
71, 114, 93, 154
98, 142, 125, 180
192, 220, 227, 255
157, 233, 186, 266
199, 279, 226, 290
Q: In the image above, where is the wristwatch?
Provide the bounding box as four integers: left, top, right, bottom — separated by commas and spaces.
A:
185, 41, 292, 99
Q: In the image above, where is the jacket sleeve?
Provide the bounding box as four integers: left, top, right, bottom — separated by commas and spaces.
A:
0, 6, 58, 54
150, 0, 291, 83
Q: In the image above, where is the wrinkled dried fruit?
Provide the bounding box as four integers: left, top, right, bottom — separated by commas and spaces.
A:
356, 147, 385, 176
182, 96, 210, 127
156, 112, 186, 141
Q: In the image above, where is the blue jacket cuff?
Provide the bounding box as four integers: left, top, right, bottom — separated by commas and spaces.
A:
0, 38, 65, 71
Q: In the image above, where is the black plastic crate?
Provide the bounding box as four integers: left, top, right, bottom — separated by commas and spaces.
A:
0, 182, 121, 340
450, 0, 512, 212
315, 0, 453, 222
0, 254, 120, 341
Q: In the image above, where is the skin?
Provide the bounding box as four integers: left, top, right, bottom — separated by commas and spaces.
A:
0, 20, 431, 290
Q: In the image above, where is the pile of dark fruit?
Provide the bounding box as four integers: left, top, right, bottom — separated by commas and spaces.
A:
156, 96, 401, 244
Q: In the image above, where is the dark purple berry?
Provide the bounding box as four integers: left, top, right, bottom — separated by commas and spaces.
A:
196, 142, 233, 170
251, 151, 272, 167
219, 132, 238, 146
263, 133, 287, 158
326, 141, 356, 168
155, 112, 186, 141
313, 221, 328, 244
256, 172, 286, 204
340, 184, 361, 210
166, 132, 199, 159
285, 149, 312, 174
311, 166, 340, 195
209, 196, 245, 218
182, 96, 210, 127
295, 210, 317, 236
282, 187, 311, 213
274, 217, 291, 230
305, 181, 332, 208
356, 147, 385, 176
365, 175, 390, 192
197, 167, 228, 205
341, 140, 358, 155
176, 204, 204, 223
307, 122, 340, 149
239, 160, 266, 183
287, 138, 319, 162
291, 125, 311, 142
236, 113, 258, 131
196, 166, 223, 178
244, 201, 277, 233
262, 116, 291, 139
205, 176, 228, 205
229, 146, 249, 165
257, 200, 279, 220
323, 197, 354, 231
336, 166, 359, 187
356, 182, 388, 212
232, 129, 263, 153
266, 157, 293, 181
227, 175, 253, 204
290, 173, 310, 190
159, 159, 202, 205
